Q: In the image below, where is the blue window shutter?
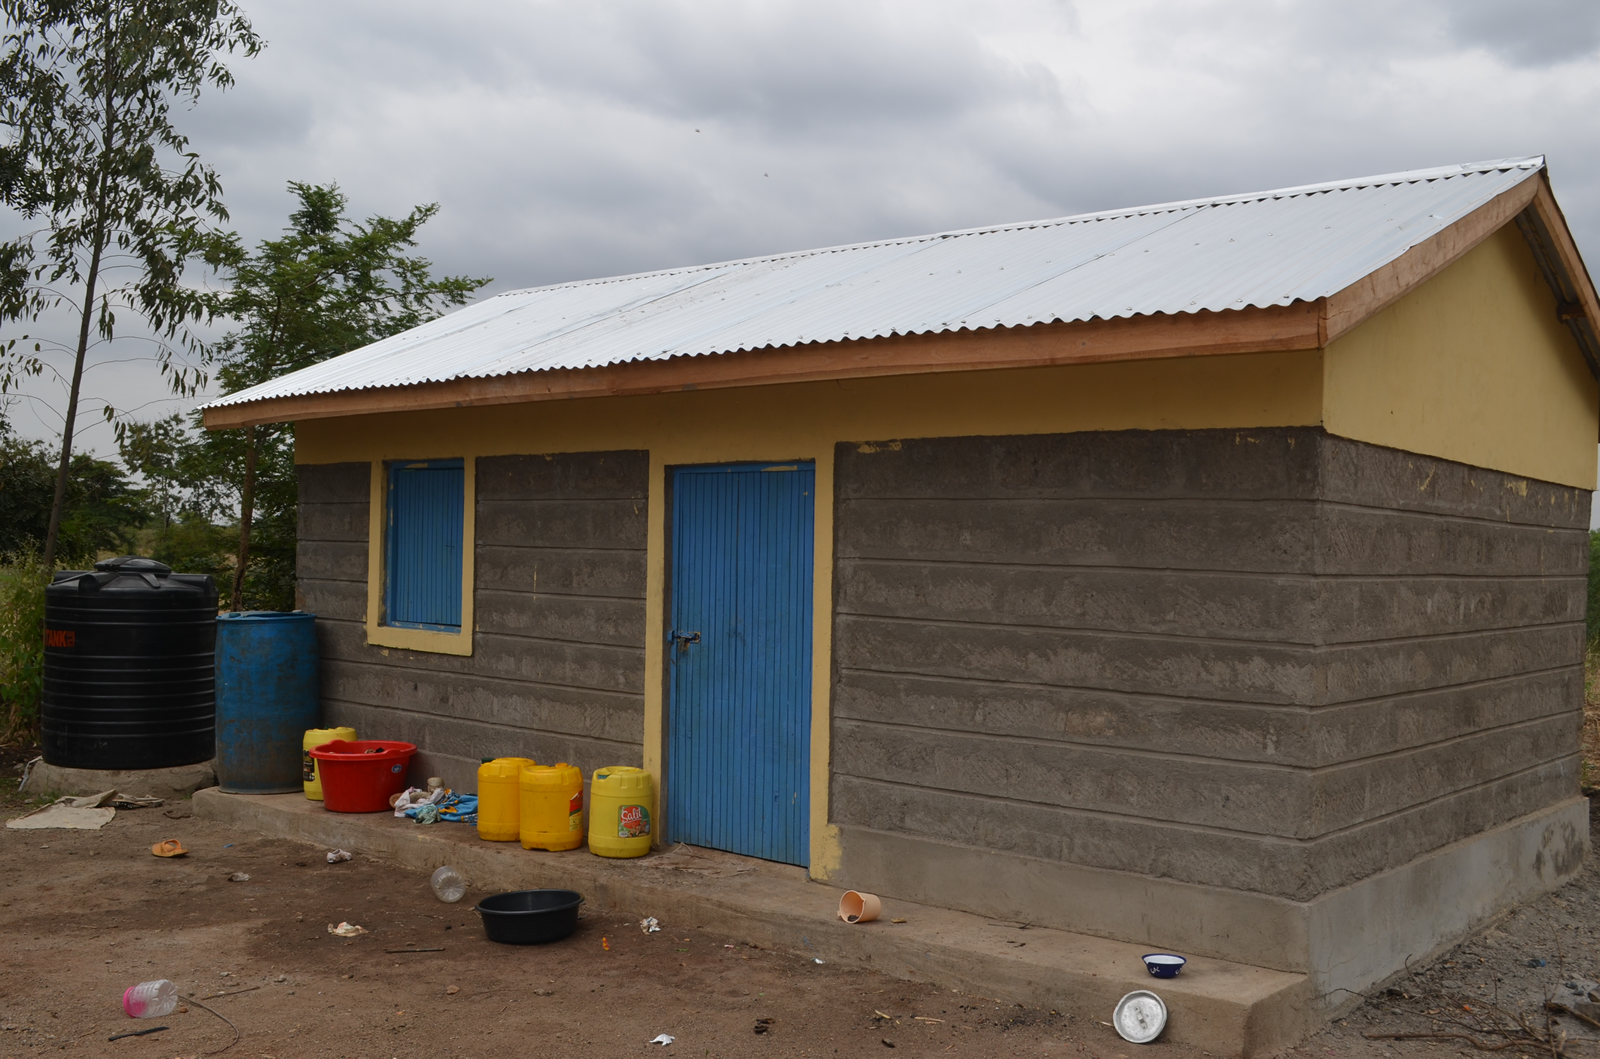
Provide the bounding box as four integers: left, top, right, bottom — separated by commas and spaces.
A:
385, 460, 465, 630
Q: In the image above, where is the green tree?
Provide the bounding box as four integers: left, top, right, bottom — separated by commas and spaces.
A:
0, 417, 145, 562
202, 181, 488, 609
117, 410, 187, 529
0, 0, 262, 570
117, 409, 232, 580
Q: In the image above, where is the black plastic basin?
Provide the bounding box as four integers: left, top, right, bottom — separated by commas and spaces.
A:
476, 889, 584, 944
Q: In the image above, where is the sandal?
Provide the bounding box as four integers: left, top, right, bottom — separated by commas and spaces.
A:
151, 839, 188, 858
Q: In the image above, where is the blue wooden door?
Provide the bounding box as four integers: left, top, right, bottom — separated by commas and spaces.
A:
667, 462, 814, 866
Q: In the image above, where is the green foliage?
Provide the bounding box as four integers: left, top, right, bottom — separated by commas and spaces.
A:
122, 409, 294, 609
1589, 531, 1600, 645
0, 550, 46, 739
141, 512, 233, 581
203, 182, 489, 392
0, 0, 263, 386
117, 409, 231, 558
107, 184, 487, 611
0, 419, 145, 563
189, 181, 488, 611
0, 0, 262, 566
118, 413, 194, 528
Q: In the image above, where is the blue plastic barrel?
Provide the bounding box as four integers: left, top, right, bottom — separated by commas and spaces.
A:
215, 611, 320, 794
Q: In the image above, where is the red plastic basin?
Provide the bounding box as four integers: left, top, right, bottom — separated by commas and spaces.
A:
307, 739, 417, 813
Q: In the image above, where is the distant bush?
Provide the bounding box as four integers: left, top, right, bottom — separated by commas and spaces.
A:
0, 553, 47, 741
0, 429, 146, 566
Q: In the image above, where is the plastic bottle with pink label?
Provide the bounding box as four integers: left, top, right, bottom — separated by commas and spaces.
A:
123, 979, 178, 1018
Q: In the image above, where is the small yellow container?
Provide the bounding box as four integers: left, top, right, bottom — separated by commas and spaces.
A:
588, 766, 654, 858
518, 763, 585, 851
477, 757, 534, 842
302, 727, 357, 800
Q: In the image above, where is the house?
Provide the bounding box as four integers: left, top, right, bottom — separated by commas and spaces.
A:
203, 157, 1596, 1005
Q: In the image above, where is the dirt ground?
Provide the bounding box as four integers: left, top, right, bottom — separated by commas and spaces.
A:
1, 738, 1597, 1059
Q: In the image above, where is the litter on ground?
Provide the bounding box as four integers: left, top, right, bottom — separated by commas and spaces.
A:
6, 797, 116, 830
640, 916, 661, 933
326, 848, 352, 863
649, 1033, 675, 1045
328, 921, 368, 937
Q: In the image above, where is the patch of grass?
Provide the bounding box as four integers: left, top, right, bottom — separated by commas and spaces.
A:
0, 554, 47, 742
0, 736, 44, 813
0, 784, 55, 815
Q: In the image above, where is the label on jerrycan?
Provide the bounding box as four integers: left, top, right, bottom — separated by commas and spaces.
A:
568, 789, 583, 832
618, 804, 650, 838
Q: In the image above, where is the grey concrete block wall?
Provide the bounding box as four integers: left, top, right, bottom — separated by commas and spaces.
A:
297, 452, 649, 789
830, 428, 1589, 908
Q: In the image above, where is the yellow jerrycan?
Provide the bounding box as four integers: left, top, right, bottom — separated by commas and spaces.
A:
519, 762, 584, 851
476, 757, 534, 841
302, 727, 356, 800
588, 766, 654, 858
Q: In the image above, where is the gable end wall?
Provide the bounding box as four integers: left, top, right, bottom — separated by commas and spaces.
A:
830, 427, 1589, 971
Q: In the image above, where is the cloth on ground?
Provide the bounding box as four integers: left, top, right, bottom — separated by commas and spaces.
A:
394, 787, 476, 825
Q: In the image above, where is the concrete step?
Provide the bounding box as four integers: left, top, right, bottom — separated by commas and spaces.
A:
194, 788, 1311, 1056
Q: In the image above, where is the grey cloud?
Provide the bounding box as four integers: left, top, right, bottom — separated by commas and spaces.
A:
557, 3, 1059, 132
295, 1, 1066, 136
6, 0, 1600, 477
1442, 0, 1600, 66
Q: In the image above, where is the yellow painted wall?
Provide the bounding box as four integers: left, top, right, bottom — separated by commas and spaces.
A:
1324, 224, 1600, 490
298, 348, 1323, 876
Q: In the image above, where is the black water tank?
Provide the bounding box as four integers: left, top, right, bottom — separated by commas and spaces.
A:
42, 556, 218, 770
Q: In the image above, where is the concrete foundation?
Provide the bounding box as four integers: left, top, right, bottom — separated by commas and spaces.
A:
194, 788, 1311, 1057
21, 758, 217, 802
837, 796, 1589, 1001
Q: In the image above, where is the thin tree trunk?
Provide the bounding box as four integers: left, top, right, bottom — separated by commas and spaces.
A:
40, 242, 104, 570
230, 424, 257, 610
41, 26, 117, 571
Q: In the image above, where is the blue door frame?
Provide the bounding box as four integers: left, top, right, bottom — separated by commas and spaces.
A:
666, 461, 814, 866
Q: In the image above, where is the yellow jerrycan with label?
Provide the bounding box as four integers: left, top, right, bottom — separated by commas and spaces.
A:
476, 757, 534, 842
302, 727, 357, 800
588, 766, 654, 858
518, 762, 585, 851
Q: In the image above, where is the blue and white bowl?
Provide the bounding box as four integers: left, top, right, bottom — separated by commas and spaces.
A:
1142, 953, 1187, 978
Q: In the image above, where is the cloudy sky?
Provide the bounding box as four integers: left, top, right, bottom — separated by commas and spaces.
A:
8, 0, 1600, 483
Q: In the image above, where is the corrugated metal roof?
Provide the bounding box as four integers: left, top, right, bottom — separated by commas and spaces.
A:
208, 157, 1545, 409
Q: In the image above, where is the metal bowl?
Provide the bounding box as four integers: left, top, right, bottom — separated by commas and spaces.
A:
475, 889, 583, 945
1142, 953, 1187, 978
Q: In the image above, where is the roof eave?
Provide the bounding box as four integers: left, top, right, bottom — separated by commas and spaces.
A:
1512, 171, 1600, 381
201, 300, 1324, 429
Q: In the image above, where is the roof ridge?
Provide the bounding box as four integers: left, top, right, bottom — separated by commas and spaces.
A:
488, 157, 1545, 299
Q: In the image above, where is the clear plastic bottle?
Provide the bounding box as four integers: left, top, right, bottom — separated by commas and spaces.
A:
123, 979, 178, 1018
430, 864, 466, 903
